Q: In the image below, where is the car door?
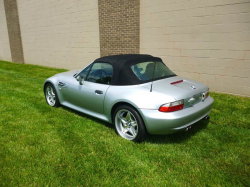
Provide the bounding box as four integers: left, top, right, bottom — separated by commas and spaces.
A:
60, 62, 113, 114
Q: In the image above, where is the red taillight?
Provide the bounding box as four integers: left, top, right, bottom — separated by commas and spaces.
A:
171, 80, 183, 85
206, 91, 210, 98
159, 104, 184, 112
159, 100, 184, 112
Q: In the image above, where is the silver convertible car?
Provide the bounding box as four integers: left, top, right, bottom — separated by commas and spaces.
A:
44, 54, 213, 142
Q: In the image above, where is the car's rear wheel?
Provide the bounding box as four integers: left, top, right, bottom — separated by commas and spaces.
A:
114, 105, 146, 142
45, 83, 60, 107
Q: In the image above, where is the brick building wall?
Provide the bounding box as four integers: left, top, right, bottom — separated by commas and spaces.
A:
4, 0, 24, 63
140, 0, 250, 96
98, 0, 140, 57
17, 0, 100, 69
0, 0, 249, 96
0, 0, 11, 62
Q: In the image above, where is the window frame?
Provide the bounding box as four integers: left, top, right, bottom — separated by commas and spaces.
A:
76, 64, 92, 80
85, 62, 114, 85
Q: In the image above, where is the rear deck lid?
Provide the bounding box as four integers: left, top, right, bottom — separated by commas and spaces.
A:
152, 76, 208, 100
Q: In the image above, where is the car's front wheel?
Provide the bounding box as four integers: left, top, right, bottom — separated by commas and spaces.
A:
44, 83, 60, 107
114, 105, 147, 142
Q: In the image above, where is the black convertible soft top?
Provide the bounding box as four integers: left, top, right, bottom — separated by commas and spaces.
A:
94, 54, 163, 85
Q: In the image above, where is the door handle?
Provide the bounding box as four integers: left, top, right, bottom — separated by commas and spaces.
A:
95, 90, 103, 95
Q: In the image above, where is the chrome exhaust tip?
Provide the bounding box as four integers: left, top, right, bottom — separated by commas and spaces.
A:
185, 126, 192, 131
204, 115, 210, 120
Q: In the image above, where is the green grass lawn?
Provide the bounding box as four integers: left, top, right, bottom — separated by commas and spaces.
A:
0, 60, 249, 186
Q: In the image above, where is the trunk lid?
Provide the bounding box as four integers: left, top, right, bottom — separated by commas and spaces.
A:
152, 76, 208, 100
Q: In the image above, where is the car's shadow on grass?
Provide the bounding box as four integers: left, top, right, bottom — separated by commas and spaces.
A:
61, 106, 209, 144
61, 106, 114, 130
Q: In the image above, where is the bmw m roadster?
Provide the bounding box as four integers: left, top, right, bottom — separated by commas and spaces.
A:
44, 54, 213, 142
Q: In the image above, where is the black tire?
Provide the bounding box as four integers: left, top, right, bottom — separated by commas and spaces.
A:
113, 105, 147, 143
44, 83, 60, 107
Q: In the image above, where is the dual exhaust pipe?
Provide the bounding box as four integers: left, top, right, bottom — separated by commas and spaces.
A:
185, 126, 192, 131
185, 115, 210, 132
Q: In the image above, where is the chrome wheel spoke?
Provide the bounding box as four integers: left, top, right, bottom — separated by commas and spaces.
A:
122, 128, 129, 134
125, 111, 132, 122
128, 127, 136, 137
121, 122, 127, 128
49, 97, 54, 103
130, 121, 137, 127
119, 115, 127, 124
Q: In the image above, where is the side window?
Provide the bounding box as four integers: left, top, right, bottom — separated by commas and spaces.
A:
78, 64, 91, 80
86, 62, 113, 85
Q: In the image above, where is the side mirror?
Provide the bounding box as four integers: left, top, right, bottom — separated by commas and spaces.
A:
76, 76, 84, 85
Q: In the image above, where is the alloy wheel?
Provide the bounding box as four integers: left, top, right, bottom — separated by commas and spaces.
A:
46, 86, 56, 106
115, 109, 138, 140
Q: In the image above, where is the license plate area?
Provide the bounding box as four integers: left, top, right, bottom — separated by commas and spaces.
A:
184, 93, 203, 108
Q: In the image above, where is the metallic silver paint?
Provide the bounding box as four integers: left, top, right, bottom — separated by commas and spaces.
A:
44, 65, 214, 135
139, 97, 213, 134
151, 77, 208, 101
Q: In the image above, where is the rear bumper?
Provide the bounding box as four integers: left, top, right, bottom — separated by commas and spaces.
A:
139, 97, 214, 135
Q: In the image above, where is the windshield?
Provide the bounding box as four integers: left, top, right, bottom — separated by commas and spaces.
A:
131, 61, 175, 81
